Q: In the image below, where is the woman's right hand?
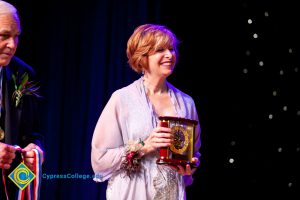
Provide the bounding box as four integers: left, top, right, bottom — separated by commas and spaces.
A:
140, 125, 173, 155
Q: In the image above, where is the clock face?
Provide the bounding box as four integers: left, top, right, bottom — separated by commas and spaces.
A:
170, 125, 189, 154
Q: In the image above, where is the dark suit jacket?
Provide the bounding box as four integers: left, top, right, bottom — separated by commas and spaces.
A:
0, 56, 44, 199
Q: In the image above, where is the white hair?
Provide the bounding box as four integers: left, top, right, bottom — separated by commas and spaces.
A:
0, 0, 20, 23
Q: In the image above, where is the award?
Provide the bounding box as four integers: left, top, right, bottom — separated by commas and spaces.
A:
156, 116, 198, 168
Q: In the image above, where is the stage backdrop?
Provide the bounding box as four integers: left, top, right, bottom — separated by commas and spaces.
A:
10, 0, 300, 199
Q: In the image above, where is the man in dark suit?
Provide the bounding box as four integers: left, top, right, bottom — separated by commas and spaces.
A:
0, 1, 44, 199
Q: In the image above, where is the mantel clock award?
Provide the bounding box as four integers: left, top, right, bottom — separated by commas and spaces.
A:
156, 116, 198, 168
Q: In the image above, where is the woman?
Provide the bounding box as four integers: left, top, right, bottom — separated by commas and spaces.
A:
91, 24, 201, 200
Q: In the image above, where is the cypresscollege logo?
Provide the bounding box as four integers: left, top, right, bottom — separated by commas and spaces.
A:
8, 162, 36, 190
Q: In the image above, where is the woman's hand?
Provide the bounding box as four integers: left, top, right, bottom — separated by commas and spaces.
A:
141, 125, 173, 155
169, 157, 200, 176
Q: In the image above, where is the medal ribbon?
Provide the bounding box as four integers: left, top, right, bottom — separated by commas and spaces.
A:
2, 146, 42, 200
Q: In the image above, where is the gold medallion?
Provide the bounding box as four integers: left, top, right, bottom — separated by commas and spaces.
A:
0, 127, 4, 140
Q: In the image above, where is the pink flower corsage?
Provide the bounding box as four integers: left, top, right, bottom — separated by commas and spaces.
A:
120, 138, 145, 178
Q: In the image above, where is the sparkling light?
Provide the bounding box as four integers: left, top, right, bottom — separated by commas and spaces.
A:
283, 106, 287, 111
264, 11, 269, 17
230, 141, 236, 146
279, 70, 284, 75
237, 1, 298, 195
268, 114, 273, 119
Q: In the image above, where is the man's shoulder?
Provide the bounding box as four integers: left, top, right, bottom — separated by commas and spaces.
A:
9, 56, 36, 76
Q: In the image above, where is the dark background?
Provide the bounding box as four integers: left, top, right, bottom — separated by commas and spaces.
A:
8, 0, 300, 199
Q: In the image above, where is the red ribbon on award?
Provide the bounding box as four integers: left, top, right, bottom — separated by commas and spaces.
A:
2, 146, 42, 200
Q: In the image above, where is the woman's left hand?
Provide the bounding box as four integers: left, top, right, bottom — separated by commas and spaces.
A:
169, 157, 199, 175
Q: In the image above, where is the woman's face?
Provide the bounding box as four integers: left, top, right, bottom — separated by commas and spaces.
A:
146, 47, 176, 79
0, 14, 20, 66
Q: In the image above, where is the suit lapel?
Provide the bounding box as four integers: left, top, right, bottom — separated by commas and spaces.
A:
4, 66, 22, 145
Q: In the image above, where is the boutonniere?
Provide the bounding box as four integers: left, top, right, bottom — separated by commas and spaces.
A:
12, 72, 41, 107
